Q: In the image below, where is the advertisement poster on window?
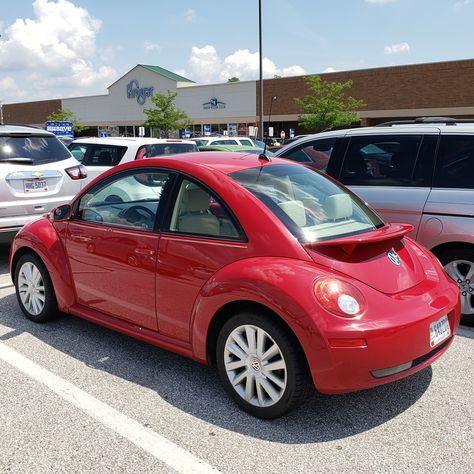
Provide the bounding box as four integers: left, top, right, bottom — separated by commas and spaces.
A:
204, 124, 211, 136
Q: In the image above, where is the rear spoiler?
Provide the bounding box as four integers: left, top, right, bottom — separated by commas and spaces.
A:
304, 223, 414, 255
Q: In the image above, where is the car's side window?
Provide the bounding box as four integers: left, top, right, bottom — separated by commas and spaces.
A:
213, 139, 239, 145
76, 171, 171, 232
169, 179, 239, 238
340, 135, 423, 186
433, 135, 474, 188
280, 138, 337, 171
82, 145, 127, 167
69, 144, 88, 163
239, 139, 253, 146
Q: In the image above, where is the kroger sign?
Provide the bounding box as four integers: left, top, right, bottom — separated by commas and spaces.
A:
126, 79, 154, 105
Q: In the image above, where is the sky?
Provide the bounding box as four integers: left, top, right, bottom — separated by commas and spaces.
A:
1, 0, 474, 104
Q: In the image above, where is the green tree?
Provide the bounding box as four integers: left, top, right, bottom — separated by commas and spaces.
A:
227, 77, 240, 82
47, 108, 86, 134
294, 75, 365, 132
143, 90, 191, 138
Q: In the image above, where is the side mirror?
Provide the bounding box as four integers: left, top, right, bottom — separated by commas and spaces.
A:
50, 204, 72, 222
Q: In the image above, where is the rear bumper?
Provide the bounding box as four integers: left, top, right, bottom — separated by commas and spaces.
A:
307, 281, 461, 394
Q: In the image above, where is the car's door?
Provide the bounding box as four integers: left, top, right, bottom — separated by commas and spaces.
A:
155, 177, 249, 343
336, 133, 437, 238
65, 169, 174, 330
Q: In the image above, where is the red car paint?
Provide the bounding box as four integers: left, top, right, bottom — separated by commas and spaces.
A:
10, 152, 461, 394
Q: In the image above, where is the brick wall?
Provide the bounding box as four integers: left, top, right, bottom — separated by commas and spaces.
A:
3, 99, 62, 125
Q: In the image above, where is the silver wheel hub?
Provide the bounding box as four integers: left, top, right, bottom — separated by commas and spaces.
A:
18, 262, 45, 316
444, 259, 474, 315
224, 324, 287, 408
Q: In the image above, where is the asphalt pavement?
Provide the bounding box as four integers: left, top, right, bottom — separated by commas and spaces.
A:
0, 242, 472, 473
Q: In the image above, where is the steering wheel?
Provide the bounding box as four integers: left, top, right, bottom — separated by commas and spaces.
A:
119, 205, 155, 228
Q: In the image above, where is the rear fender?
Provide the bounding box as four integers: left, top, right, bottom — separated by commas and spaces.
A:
190, 257, 328, 366
10, 218, 75, 311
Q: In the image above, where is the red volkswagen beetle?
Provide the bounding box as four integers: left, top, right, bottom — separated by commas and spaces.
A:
9, 152, 460, 418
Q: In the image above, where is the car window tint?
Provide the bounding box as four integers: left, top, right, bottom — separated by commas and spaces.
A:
213, 139, 239, 145
434, 135, 474, 188
139, 143, 197, 157
68, 144, 88, 163
239, 139, 253, 146
82, 145, 127, 167
280, 138, 337, 171
77, 171, 171, 231
341, 135, 423, 186
0, 135, 71, 165
169, 179, 239, 238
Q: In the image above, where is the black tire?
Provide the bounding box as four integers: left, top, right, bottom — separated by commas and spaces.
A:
216, 311, 308, 419
437, 246, 474, 326
14, 253, 59, 323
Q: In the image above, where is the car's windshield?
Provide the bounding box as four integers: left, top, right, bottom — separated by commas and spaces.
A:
0, 135, 72, 165
230, 163, 384, 242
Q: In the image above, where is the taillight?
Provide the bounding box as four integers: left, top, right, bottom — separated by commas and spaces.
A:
314, 277, 366, 317
65, 164, 87, 180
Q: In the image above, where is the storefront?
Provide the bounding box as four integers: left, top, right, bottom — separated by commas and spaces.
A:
4, 58, 474, 138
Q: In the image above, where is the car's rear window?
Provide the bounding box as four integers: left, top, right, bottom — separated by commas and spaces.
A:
230, 163, 384, 242
0, 135, 72, 165
141, 143, 198, 157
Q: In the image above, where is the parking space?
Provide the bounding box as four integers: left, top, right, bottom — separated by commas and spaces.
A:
0, 241, 473, 472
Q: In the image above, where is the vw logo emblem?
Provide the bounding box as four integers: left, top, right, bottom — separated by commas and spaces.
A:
251, 359, 261, 371
387, 248, 401, 266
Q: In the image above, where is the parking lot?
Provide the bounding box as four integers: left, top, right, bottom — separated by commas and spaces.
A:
0, 242, 472, 473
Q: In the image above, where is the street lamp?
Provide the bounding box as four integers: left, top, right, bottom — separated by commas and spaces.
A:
267, 96, 277, 139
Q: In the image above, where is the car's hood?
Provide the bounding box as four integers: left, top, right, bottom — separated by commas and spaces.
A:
303, 223, 428, 294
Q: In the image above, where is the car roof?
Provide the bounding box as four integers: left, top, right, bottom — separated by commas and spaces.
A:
0, 124, 54, 136
71, 137, 196, 146
112, 151, 289, 175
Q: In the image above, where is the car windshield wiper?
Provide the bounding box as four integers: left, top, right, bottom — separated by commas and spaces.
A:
0, 157, 34, 164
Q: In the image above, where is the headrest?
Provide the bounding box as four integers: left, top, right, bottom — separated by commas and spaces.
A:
278, 200, 306, 227
323, 194, 352, 220
184, 187, 210, 213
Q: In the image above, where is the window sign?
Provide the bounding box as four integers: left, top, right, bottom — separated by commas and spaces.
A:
290, 128, 295, 138
204, 124, 211, 136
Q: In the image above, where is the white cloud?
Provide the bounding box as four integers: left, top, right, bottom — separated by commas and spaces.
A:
184, 45, 305, 83
144, 40, 160, 52
185, 9, 196, 22
323, 67, 337, 73
384, 42, 411, 54
0, 0, 116, 102
365, 0, 397, 4
0, 76, 26, 100
454, 0, 471, 7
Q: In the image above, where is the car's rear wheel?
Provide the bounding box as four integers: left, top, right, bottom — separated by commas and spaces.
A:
216, 311, 307, 419
438, 246, 474, 325
14, 253, 59, 323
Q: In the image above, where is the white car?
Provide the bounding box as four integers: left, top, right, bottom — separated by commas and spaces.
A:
68, 137, 198, 183
1, 124, 87, 243
192, 136, 255, 147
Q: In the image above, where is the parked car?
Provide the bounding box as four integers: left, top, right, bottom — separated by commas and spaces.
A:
197, 144, 275, 156
0, 124, 87, 243
10, 152, 459, 418
192, 136, 255, 147
68, 137, 198, 183
274, 117, 474, 322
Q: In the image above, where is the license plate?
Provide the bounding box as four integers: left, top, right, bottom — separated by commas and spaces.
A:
429, 315, 450, 348
24, 179, 48, 193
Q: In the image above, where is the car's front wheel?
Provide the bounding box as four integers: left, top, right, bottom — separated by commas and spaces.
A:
14, 253, 59, 323
438, 246, 474, 324
216, 311, 307, 419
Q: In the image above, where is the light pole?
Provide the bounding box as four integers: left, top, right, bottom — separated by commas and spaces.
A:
267, 96, 276, 138
258, 0, 263, 141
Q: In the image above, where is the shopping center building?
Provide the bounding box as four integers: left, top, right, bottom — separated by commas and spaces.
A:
4, 58, 474, 138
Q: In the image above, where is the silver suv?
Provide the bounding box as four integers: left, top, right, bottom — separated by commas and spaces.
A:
0, 124, 87, 243
274, 117, 474, 321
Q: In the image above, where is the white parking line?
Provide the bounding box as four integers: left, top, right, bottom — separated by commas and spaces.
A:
0, 342, 221, 474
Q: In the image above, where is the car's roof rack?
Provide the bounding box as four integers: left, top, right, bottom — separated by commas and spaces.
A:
376, 117, 474, 127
